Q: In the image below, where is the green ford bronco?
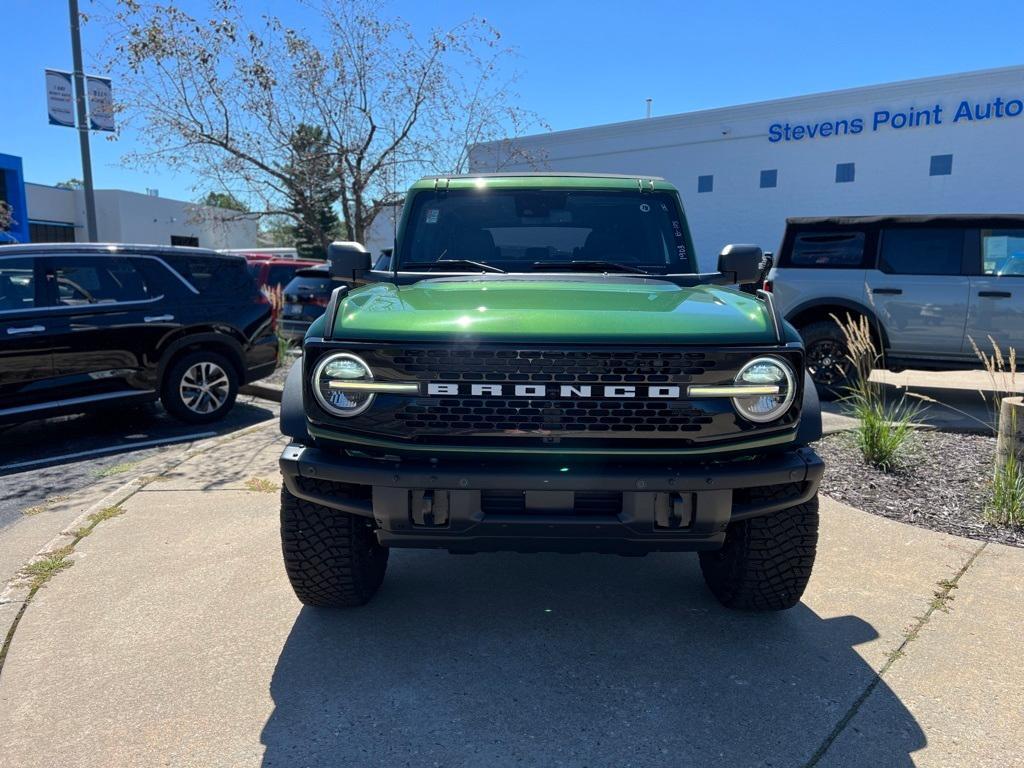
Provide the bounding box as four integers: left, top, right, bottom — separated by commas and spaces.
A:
278, 173, 823, 611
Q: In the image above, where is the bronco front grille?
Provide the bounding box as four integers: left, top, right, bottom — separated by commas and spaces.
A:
315, 344, 802, 445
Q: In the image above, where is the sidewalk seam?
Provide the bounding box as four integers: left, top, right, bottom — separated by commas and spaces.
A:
0, 420, 278, 680
802, 540, 988, 767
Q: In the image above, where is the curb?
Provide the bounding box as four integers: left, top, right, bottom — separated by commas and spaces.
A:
240, 382, 283, 403
0, 419, 279, 663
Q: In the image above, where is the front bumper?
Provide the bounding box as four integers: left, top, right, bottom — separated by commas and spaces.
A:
279, 443, 824, 553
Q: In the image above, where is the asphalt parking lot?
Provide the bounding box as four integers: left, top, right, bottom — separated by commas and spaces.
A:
0, 396, 278, 528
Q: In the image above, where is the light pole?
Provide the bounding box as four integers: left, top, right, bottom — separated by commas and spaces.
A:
68, 0, 98, 241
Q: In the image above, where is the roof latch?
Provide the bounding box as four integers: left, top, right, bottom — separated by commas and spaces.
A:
637, 178, 655, 193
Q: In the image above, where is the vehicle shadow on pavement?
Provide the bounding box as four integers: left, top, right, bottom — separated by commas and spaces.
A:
260, 551, 923, 767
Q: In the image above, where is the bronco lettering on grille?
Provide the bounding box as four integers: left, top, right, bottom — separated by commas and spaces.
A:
426, 383, 683, 399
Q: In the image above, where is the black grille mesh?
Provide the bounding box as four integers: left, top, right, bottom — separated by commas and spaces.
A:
377, 348, 714, 383
397, 398, 713, 433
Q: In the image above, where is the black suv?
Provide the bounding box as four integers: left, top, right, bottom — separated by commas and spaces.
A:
0, 243, 277, 424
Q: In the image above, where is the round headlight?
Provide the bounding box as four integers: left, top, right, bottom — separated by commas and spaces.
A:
313, 352, 375, 417
732, 357, 796, 423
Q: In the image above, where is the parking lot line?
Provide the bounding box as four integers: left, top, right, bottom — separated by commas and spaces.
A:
0, 432, 218, 473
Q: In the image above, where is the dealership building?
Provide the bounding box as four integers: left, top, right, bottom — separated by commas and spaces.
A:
470, 65, 1024, 269
1, 152, 257, 249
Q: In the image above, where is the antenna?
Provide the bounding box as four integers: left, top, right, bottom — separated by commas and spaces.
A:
645, 98, 652, 119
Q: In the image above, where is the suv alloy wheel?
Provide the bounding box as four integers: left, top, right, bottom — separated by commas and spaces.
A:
161, 350, 239, 423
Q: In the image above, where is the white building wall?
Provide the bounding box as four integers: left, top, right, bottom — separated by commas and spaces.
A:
25, 184, 258, 249
24, 183, 78, 226
364, 203, 402, 259
472, 66, 1024, 270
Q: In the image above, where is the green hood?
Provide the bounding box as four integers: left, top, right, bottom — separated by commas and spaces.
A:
329, 277, 775, 344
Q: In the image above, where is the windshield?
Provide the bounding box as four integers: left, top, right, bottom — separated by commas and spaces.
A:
398, 189, 696, 273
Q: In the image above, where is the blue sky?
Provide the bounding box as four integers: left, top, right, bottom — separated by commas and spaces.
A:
3, 0, 1022, 201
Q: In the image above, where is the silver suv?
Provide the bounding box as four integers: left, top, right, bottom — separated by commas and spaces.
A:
767, 215, 1024, 398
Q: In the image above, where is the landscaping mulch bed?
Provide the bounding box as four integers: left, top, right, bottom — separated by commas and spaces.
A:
813, 430, 1024, 548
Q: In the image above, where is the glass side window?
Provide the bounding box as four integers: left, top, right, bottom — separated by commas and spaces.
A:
788, 232, 866, 267
0, 258, 36, 312
982, 229, 1024, 276
49, 257, 152, 306
879, 228, 964, 276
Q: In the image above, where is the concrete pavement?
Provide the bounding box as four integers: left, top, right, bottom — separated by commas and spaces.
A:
0, 424, 1021, 766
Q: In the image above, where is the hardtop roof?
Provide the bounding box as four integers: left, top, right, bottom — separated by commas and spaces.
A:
786, 214, 1024, 227
411, 172, 676, 193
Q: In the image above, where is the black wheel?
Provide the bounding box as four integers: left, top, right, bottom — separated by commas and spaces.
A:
161, 350, 238, 423
799, 320, 853, 401
280, 482, 388, 608
699, 490, 819, 611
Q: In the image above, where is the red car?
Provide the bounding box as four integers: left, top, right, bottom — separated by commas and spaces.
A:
245, 257, 323, 290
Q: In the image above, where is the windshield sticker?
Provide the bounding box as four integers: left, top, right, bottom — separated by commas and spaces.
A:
671, 219, 687, 258
639, 203, 650, 213
425, 208, 440, 224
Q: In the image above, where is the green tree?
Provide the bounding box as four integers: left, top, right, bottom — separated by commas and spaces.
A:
55, 178, 83, 190
105, 0, 543, 244
199, 191, 249, 212
257, 215, 297, 248
278, 124, 345, 259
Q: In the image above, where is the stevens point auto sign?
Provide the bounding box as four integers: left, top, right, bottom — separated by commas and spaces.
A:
768, 94, 1024, 143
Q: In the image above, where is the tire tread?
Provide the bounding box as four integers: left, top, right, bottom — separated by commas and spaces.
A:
699, 487, 819, 611
280, 481, 388, 607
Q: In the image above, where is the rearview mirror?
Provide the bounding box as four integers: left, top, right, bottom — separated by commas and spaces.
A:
328, 241, 370, 280
717, 244, 764, 285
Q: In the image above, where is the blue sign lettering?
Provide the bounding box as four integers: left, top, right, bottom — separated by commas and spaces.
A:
769, 96, 1018, 142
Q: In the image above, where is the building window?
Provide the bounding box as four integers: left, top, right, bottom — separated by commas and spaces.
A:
835, 163, 855, 183
697, 175, 713, 193
170, 235, 199, 247
29, 221, 76, 243
930, 154, 953, 176
760, 169, 778, 189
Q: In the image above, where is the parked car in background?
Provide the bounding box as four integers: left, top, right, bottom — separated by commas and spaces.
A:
768, 214, 1024, 398
223, 247, 299, 259
279, 264, 347, 344
0, 243, 277, 424
246, 256, 323, 291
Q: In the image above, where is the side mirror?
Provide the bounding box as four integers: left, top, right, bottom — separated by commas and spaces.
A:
328, 241, 370, 280
717, 244, 763, 285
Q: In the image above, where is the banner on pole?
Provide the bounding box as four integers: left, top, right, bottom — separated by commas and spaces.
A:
45, 69, 75, 127
86, 76, 115, 132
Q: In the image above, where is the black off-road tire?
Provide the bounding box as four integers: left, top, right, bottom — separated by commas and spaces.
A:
161, 349, 239, 424
799, 319, 853, 402
699, 490, 819, 611
280, 482, 388, 608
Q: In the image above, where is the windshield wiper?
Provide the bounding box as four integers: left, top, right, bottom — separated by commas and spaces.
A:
530, 260, 650, 275
401, 259, 507, 274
